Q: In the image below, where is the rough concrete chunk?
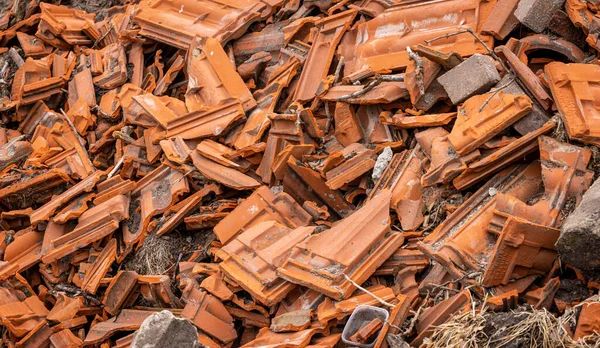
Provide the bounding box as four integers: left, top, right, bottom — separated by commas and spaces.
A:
556, 178, 600, 271
495, 75, 550, 135
514, 0, 565, 33
437, 54, 501, 105
131, 310, 199, 348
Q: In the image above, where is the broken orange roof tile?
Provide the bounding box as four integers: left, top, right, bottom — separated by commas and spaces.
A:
102, 271, 138, 316
418, 130, 480, 187
155, 184, 221, 237
38, 3, 95, 46
487, 290, 519, 311
481, 0, 520, 40
233, 59, 300, 150
186, 37, 256, 112
93, 43, 128, 89
0, 138, 33, 172
30, 170, 104, 228
0, 295, 48, 338
411, 290, 471, 346
16, 320, 52, 347
405, 56, 443, 109
376, 248, 430, 277
272, 144, 315, 180
12, 58, 65, 106
226, 304, 271, 328
123, 164, 189, 247
453, 121, 555, 190
160, 136, 191, 165
130, 93, 178, 128
373, 294, 411, 348
190, 151, 260, 191
545, 62, 600, 146
370, 149, 425, 230
66, 98, 95, 135
0, 228, 43, 281
319, 82, 409, 104
81, 239, 117, 295
333, 102, 363, 146
293, 10, 356, 102
0, 168, 72, 210
16, 32, 52, 59
520, 34, 585, 63
256, 135, 285, 184
98, 88, 121, 120
68, 68, 96, 108
93, 174, 136, 205
154, 54, 185, 96
138, 275, 182, 308
268, 113, 304, 143
536, 136, 594, 226
242, 325, 331, 348
134, 0, 274, 49
218, 221, 315, 306
574, 301, 600, 340
47, 294, 82, 325
418, 163, 544, 282
197, 140, 251, 172
382, 111, 456, 129
448, 91, 533, 156
84, 309, 154, 345
325, 144, 377, 190
41, 194, 129, 263
482, 210, 560, 287
214, 186, 312, 245
496, 46, 553, 111
279, 191, 403, 300
283, 156, 354, 218
526, 277, 560, 310
165, 99, 246, 141
339, 0, 496, 75
201, 274, 234, 302
181, 287, 237, 344
52, 192, 94, 224
49, 328, 83, 348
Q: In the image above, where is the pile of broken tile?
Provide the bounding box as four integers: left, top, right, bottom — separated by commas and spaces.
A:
3, 0, 600, 346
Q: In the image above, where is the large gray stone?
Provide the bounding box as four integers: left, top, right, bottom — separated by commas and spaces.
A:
556, 178, 600, 271
131, 310, 199, 348
514, 0, 565, 33
437, 54, 500, 105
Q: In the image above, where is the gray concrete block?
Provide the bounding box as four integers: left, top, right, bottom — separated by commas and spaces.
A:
514, 0, 565, 33
437, 54, 501, 105
556, 178, 600, 272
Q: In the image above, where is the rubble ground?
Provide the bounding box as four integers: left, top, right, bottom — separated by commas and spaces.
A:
2, 0, 600, 347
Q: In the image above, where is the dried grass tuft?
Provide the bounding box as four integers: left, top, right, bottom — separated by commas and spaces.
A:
123, 232, 184, 275
421, 304, 600, 348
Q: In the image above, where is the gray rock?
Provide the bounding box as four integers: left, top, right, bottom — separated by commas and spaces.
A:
437, 54, 500, 105
132, 310, 199, 348
514, 0, 565, 33
556, 178, 600, 271
372, 146, 393, 181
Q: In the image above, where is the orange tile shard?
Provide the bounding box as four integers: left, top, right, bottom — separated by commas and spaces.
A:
545, 62, 600, 146
217, 221, 315, 306
278, 190, 404, 300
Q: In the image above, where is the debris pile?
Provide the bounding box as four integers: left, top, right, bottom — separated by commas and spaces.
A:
1, 0, 600, 346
